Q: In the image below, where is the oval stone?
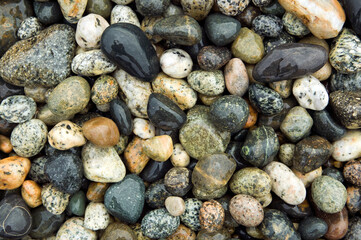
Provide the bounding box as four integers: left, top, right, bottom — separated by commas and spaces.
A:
101, 23, 160, 82
187, 70, 225, 96
229, 194, 263, 227
330, 91, 361, 129
311, 109, 346, 142
109, 97, 133, 136
0, 156, 31, 190
141, 208, 180, 238
298, 216, 328, 240
248, 84, 283, 115
253, 43, 328, 83
83, 117, 120, 147
56, 217, 96, 240
0, 95, 36, 124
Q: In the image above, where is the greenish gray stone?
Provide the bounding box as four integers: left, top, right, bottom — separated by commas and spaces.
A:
280, 106, 313, 142
248, 83, 283, 115
114, 135, 129, 155
136, 0, 170, 16
282, 12, 310, 37
67, 191, 86, 216
298, 216, 328, 240
311, 176, 347, 214
331, 71, 361, 92
0, 95, 36, 123
187, 70, 225, 96
260, 1, 285, 16
278, 143, 295, 167
86, 0, 113, 18
192, 184, 228, 200
264, 31, 295, 54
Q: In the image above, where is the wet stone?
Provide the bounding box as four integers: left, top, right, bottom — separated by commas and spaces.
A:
343, 160, 361, 186
268, 196, 312, 220
140, 159, 173, 183
141, 208, 180, 238
187, 70, 225, 96
282, 12, 310, 37
82, 117, 120, 147
280, 106, 313, 142
330, 91, 361, 129
160, 49, 193, 79
216, 0, 250, 16
314, 206, 348, 240
86, 0, 113, 19
0, 95, 36, 123
248, 84, 284, 116
136, 0, 170, 16
30, 205, 65, 239
311, 109, 346, 142
33, 1, 63, 25
269, 79, 293, 98
252, 15, 283, 38
21, 180, 42, 208
197, 46, 232, 71
224, 58, 249, 97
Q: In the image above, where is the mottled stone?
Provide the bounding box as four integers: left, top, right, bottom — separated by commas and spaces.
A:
28, 156, 49, 184
231, 28, 264, 64
264, 31, 295, 54
180, 0, 213, 20
21, 180, 42, 208
269, 79, 293, 98
298, 217, 328, 240
199, 200, 224, 232
323, 167, 345, 183
171, 143, 190, 167
192, 185, 227, 200
224, 58, 249, 97
160, 49, 193, 78
164, 3, 184, 17
84, 202, 110, 230
145, 180, 171, 208
216, 0, 250, 16
24, 85, 48, 103
136, 0, 170, 16
230, 194, 263, 227
110, 5, 139, 27
311, 109, 346, 142
204, 13, 240, 46
280, 106, 313, 142
248, 84, 283, 115
141, 208, 180, 238
180, 198, 202, 231
198, 46, 231, 71
343, 160, 361, 186
331, 71, 361, 92
164, 167, 192, 196
345, 217, 361, 240
330, 91, 361, 129
141, 16, 164, 43
346, 186, 361, 214
332, 130, 361, 162
56, 217, 96, 240
167, 224, 196, 240
0, 156, 30, 190
252, 15, 283, 37
187, 70, 225, 96
0, 95, 36, 124
41, 183, 70, 215
282, 12, 310, 37
58, 0, 88, 23
48, 121, 86, 150
17, 17, 43, 40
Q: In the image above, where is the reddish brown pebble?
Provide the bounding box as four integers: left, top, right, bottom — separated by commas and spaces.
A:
0, 156, 31, 190
229, 194, 264, 227
167, 224, 196, 240
244, 99, 258, 128
124, 136, 150, 174
82, 117, 120, 147
21, 180, 42, 208
199, 200, 225, 232
86, 182, 110, 202
315, 206, 348, 240
346, 186, 361, 214
343, 160, 361, 186
0, 134, 12, 153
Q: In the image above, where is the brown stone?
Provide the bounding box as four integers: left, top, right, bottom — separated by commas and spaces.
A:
100, 222, 137, 240
167, 224, 196, 240
315, 206, 348, 240
199, 200, 225, 232
346, 186, 361, 214
21, 180, 42, 208
124, 136, 150, 174
86, 182, 109, 202
82, 117, 120, 147
343, 160, 361, 186
244, 99, 257, 128
0, 156, 31, 190
224, 58, 249, 97
197, 46, 232, 71
0, 134, 12, 153
143, 135, 173, 162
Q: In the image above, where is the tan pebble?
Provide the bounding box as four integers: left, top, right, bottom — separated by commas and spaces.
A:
224, 58, 249, 97
171, 143, 190, 167
199, 200, 225, 232
312, 61, 332, 81
293, 166, 322, 188
246, 226, 264, 239
199, 93, 221, 106
167, 224, 196, 240
255, 192, 272, 208
84, 202, 110, 230
24, 85, 48, 103
229, 194, 264, 227
165, 196, 186, 217
0, 134, 12, 153
0, 156, 31, 190
124, 136, 150, 174
298, 35, 330, 53
133, 118, 155, 139
48, 120, 86, 150
21, 180, 42, 208
143, 135, 173, 162
82, 117, 120, 147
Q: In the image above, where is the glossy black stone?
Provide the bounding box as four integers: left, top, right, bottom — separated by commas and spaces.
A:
33, 1, 63, 25
253, 43, 328, 83
225, 141, 251, 170
0, 77, 24, 102
140, 159, 173, 183
101, 23, 160, 82
298, 216, 328, 240
147, 93, 187, 130
110, 97, 133, 136
0, 194, 32, 239
311, 109, 346, 142
30, 206, 65, 239
268, 195, 312, 220
342, 0, 361, 36
45, 152, 83, 194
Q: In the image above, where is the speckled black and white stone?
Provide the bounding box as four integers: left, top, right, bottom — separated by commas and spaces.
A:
10, 119, 48, 157
252, 14, 283, 37
248, 83, 283, 115
252, 0, 272, 7
41, 183, 70, 215
141, 208, 180, 238
187, 70, 225, 96
282, 12, 310, 37
56, 217, 96, 240
28, 156, 49, 184
0, 95, 36, 123
330, 28, 361, 73
17, 17, 43, 40
216, 0, 250, 16
264, 31, 295, 54
180, 198, 203, 231
330, 71, 361, 91
111, 5, 140, 27
160, 48, 193, 78
71, 49, 117, 77
84, 202, 110, 230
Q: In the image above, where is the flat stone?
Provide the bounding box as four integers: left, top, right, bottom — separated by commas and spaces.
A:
109, 97, 133, 136
330, 91, 361, 129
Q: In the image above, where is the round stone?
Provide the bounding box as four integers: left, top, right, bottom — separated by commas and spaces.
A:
48, 120, 86, 150
84, 202, 110, 230
136, 0, 170, 16
216, 0, 250, 16
28, 156, 48, 184
141, 208, 180, 238
199, 200, 225, 232
171, 143, 190, 167
165, 196, 186, 217
33, 1, 63, 25
160, 48, 193, 78
280, 106, 313, 142
132, 118, 155, 139
180, 0, 213, 20
41, 183, 70, 215
110, 4, 140, 26
91, 75, 118, 105
101, 223, 137, 240
68, 191, 86, 216
143, 135, 173, 162
198, 45, 232, 71
248, 83, 284, 115
17, 16, 43, 40
229, 194, 264, 227
21, 180, 42, 208
0, 156, 31, 190
187, 70, 225, 96
56, 217, 96, 240
82, 117, 120, 147
0, 95, 36, 123
252, 14, 283, 37
332, 130, 361, 162
164, 167, 192, 196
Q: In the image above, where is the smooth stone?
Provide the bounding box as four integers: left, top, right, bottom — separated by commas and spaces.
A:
30, 206, 65, 239
165, 196, 186, 217
110, 4, 140, 27
124, 136, 150, 174
67, 191, 86, 216
83, 117, 120, 147
91, 75, 118, 105
282, 12, 310, 37
260, 209, 300, 240
199, 93, 221, 106
136, 0, 170, 16
231, 27, 264, 64
132, 118, 155, 139
140, 159, 173, 183
145, 179, 171, 208
323, 167, 344, 183
216, 0, 250, 16
209, 95, 249, 132
48, 121, 86, 150
86, 182, 109, 203
24, 85, 48, 103
344, 160, 361, 186
187, 70, 225, 96
241, 125, 279, 168
253, 0, 272, 7
86, 0, 113, 19
112, 0, 134, 4
101, 23, 159, 82
332, 130, 361, 162
180, 0, 213, 20
224, 58, 249, 97
278, 0, 345, 39
164, 167, 192, 196
264, 31, 295, 54
180, 198, 202, 231
0, 156, 30, 190
17, 17, 43, 40
236, 5, 261, 27
293, 167, 322, 188
0, 78, 24, 103
0, 194, 32, 239
167, 224, 196, 240
293, 75, 329, 111
330, 91, 361, 129
140, 16, 164, 44
164, 2, 184, 17
329, 28, 361, 73
47, 76, 90, 116
330, 71, 361, 91
41, 183, 70, 215
147, 93, 187, 130
248, 84, 283, 115
229, 167, 271, 198
104, 174, 145, 224
264, 161, 306, 205
226, 141, 251, 170
192, 184, 227, 201
253, 43, 327, 83
298, 216, 328, 240
33, 1, 63, 25
160, 49, 193, 78
21, 180, 42, 208
269, 79, 293, 98
311, 109, 346, 142
114, 135, 129, 155
171, 143, 190, 167
230, 194, 263, 227
197, 46, 231, 71
57, 0, 87, 23
109, 97, 133, 136
314, 206, 348, 240
342, 0, 361, 36
216, 196, 238, 228
252, 14, 283, 38
84, 202, 110, 230
56, 217, 96, 239
82, 142, 126, 182
101, 223, 137, 240
141, 208, 180, 238
28, 156, 49, 184
346, 186, 361, 214
0, 95, 36, 123
113, 68, 152, 118
152, 73, 197, 110
0, 24, 75, 87
280, 106, 313, 142
143, 135, 173, 162
153, 15, 202, 46
0, 134, 12, 154
10, 119, 48, 157
199, 200, 224, 232
204, 13, 241, 47
312, 176, 347, 214
37, 105, 75, 126
181, 28, 209, 61
44, 152, 83, 194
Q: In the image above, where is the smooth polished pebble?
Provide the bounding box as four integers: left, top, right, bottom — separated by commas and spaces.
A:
160, 48, 193, 78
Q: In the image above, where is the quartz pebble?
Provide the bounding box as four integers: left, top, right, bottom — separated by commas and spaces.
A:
56, 217, 96, 240
41, 183, 70, 215
17, 16, 43, 40
48, 120, 86, 150
143, 135, 173, 161
133, 118, 155, 139
332, 130, 361, 162
165, 196, 186, 216
160, 48, 193, 78
84, 202, 110, 230
171, 143, 190, 167
76, 14, 109, 50
110, 5, 140, 27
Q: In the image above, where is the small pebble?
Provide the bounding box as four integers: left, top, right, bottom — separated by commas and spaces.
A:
217, 0, 250, 16
343, 160, 361, 186
82, 117, 120, 147
110, 5, 140, 27
84, 202, 110, 230
160, 48, 193, 78
165, 196, 186, 217
280, 106, 313, 142
171, 143, 190, 167
229, 194, 264, 227
17, 17, 43, 40
224, 58, 249, 97
282, 12, 310, 37
187, 70, 225, 96
332, 130, 361, 162
41, 183, 70, 215
91, 75, 119, 105
180, 198, 202, 231
199, 200, 225, 232
0, 95, 36, 123
48, 120, 86, 150
252, 14, 283, 37
0, 156, 31, 190
56, 217, 96, 240
143, 135, 173, 161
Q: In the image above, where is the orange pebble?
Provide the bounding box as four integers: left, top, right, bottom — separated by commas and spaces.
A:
86, 182, 109, 202
0, 134, 12, 153
244, 99, 258, 129
21, 180, 42, 208
82, 117, 120, 147
0, 156, 31, 190
124, 137, 150, 174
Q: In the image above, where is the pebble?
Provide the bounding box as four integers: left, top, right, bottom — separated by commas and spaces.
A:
76, 14, 109, 50
101, 222, 137, 240
0, 194, 32, 239
140, 16, 164, 44
24, 85, 48, 103
21, 180, 42, 208
199, 200, 225, 232
180, 198, 203, 231
167, 224, 196, 240
323, 167, 345, 183
298, 216, 328, 240
41, 183, 70, 215
343, 160, 361, 186
91, 75, 118, 105
248, 83, 283, 115
282, 12, 310, 37
293, 167, 322, 188
311, 109, 346, 142
253, 0, 272, 7
152, 73, 197, 110
145, 179, 171, 208
230, 194, 263, 227
187, 70, 225, 96
171, 143, 190, 167
17, 17, 43, 40
345, 217, 361, 240
331, 71, 361, 92
280, 106, 313, 142
110, 4, 140, 27
136, 0, 170, 16
264, 161, 306, 205
30, 205, 65, 239
109, 97, 133, 136
264, 31, 295, 54
0, 156, 31, 190
10, 119, 48, 157
48, 121, 86, 150
141, 208, 180, 238
164, 167, 192, 196
86, 182, 109, 203
83, 117, 120, 147
160, 48, 193, 78
278, 0, 345, 39
58, 0, 88, 23
231, 27, 264, 64
269, 79, 293, 98
33, 1, 63, 25
181, 0, 213, 20
0, 24, 76, 87
192, 184, 228, 200
343, 0, 361, 36
224, 58, 249, 97
84, 202, 110, 230
236, 5, 261, 27
56, 217, 96, 240
101, 23, 160, 82
140, 159, 173, 183
216, 0, 250, 16
197, 228, 231, 239
112, 0, 134, 4
143, 135, 173, 161
104, 174, 145, 224
0, 78, 25, 103
164, 4, 184, 17
332, 130, 361, 162
330, 91, 361, 129
229, 167, 271, 198
165, 196, 186, 217
86, 0, 113, 19
315, 206, 348, 240
0, 135, 12, 154
252, 15, 283, 37
204, 13, 241, 46
293, 75, 329, 111
312, 176, 347, 214
114, 134, 129, 155
132, 118, 155, 139
28, 156, 48, 184
198, 46, 231, 71
68, 191, 86, 216
346, 186, 361, 214
47, 76, 90, 116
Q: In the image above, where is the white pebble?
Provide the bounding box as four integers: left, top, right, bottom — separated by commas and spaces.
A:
165, 196, 186, 217
160, 48, 193, 79
332, 130, 361, 162
84, 202, 110, 230
111, 5, 140, 27
171, 143, 190, 167
133, 118, 155, 139
48, 120, 86, 150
